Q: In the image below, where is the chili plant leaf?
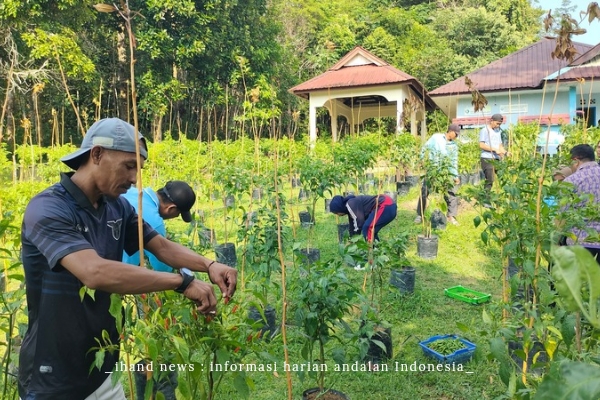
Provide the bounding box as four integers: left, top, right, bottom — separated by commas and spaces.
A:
534, 360, 600, 400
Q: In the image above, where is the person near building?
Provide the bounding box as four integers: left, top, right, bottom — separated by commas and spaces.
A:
414, 124, 461, 226
479, 114, 509, 198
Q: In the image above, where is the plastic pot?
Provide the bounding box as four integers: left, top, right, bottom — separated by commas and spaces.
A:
302, 388, 349, 400
247, 304, 278, 340
200, 228, 216, 246
417, 235, 438, 259
430, 210, 447, 230
363, 325, 393, 364
337, 223, 349, 243
390, 266, 415, 294
406, 175, 420, 187
298, 189, 310, 201
299, 211, 314, 227
396, 181, 411, 196
223, 194, 235, 208
215, 242, 237, 267
324, 198, 332, 212
251, 188, 263, 201
298, 248, 320, 266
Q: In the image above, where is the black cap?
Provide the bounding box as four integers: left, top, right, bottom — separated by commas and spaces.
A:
448, 124, 461, 135
162, 181, 196, 222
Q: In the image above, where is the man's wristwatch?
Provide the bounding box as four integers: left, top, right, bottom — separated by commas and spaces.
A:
175, 268, 194, 293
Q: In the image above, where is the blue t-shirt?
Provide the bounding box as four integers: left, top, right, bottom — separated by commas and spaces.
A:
122, 187, 173, 272
19, 173, 158, 399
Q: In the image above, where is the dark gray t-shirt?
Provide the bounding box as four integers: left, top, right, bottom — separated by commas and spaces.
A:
19, 173, 157, 399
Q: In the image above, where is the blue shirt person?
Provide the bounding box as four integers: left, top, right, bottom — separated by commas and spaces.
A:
415, 124, 461, 226
122, 181, 196, 272
122, 181, 195, 400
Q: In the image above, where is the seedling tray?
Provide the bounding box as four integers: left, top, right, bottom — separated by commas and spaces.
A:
445, 285, 491, 304
419, 334, 476, 364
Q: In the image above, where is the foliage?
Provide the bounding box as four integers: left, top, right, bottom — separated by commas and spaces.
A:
389, 134, 420, 178
297, 154, 339, 224
332, 134, 381, 191
119, 292, 259, 400
550, 246, 600, 329
292, 258, 361, 391
419, 155, 455, 237
237, 190, 290, 304
0, 213, 27, 400
457, 132, 481, 174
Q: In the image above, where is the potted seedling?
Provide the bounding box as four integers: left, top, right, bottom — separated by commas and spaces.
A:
342, 236, 396, 366
416, 157, 455, 259
332, 138, 379, 194
212, 165, 252, 267
390, 133, 420, 193
297, 155, 339, 262
237, 190, 290, 339
293, 258, 359, 400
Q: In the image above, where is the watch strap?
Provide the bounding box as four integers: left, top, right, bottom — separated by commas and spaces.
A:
175, 270, 194, 293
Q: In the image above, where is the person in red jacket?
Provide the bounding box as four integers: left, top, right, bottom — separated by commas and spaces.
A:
329, 194, 397, 242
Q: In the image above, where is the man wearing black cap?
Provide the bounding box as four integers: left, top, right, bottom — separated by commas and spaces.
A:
122, 181, 196, 272
122, 181, 196, 400
414, 124, 461, 226
479, 113, 508, 198
18, 118, 237, 400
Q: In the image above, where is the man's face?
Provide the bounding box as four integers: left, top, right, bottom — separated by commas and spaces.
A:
491, 120, 502, 129
95, 147, 145, 198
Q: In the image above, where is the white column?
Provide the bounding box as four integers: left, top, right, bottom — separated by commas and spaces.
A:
309, 104, 317, 146
330, 100, 339, 142
420, 113, 427, 143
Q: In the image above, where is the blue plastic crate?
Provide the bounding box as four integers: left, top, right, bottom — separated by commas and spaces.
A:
419, 334, 476, 364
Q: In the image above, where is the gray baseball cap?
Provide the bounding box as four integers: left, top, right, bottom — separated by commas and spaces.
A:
61, 118, 148, 170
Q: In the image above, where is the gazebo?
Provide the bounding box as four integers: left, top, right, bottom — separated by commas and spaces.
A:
289, 46, 437, 142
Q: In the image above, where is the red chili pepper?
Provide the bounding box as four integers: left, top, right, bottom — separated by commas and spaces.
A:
224, 297, 230, 305
191, 310, 198, 320
205, 314, 214, 323
246, 334, 253, 342
153, 294, 162, 307
164, 317, 170, 330
231, 305, 238, 314
234, 347, 241, 353
140, 293, 147, 300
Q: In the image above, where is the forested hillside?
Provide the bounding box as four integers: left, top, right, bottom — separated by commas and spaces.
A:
0, 0, 590, 145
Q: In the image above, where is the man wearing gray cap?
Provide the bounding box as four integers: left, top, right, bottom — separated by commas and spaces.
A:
479, 113, 509, 200
414, 123, 461, 226
18, 118, 237, 400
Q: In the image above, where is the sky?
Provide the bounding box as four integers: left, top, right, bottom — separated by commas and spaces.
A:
540, 0, 600, 45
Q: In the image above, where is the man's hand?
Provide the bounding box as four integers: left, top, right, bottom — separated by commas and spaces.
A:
207, 262, 238, 299
183, 279, 218, 314
454, 177, 460, 185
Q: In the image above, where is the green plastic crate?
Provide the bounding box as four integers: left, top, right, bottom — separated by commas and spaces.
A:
444, 285, 491, 304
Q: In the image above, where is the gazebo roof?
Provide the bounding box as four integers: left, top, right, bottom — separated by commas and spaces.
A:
289, 46, 437, 111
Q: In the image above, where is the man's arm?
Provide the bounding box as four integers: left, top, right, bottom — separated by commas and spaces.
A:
61, 249, 219, 313
145, 235, 237, 298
